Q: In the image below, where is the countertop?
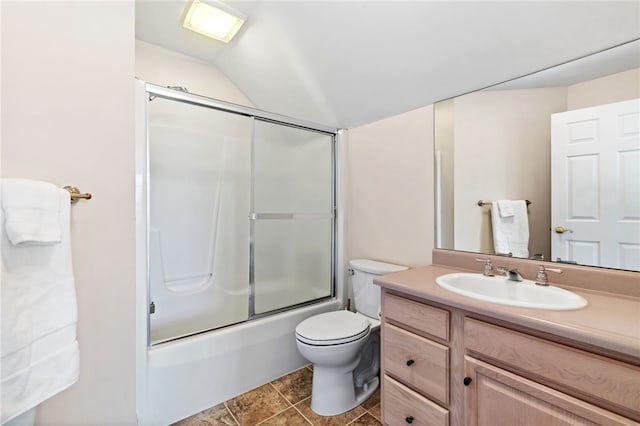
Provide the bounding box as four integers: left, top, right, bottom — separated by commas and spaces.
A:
374, 264, 640, 362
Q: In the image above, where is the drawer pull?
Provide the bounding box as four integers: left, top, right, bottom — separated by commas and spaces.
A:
406, 359, 415, 366
463, 376, 472, 386
405, 416, 414, 424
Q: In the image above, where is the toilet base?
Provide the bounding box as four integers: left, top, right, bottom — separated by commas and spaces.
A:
310, 364, 380, 416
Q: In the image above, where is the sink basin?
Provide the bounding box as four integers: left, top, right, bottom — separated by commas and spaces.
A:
435, 273, 588, 310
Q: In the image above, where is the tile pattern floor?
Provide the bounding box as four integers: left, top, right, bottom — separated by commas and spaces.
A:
173, 365, 382, 426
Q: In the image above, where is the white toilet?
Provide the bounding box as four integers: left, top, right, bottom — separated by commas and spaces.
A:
295, 259, 408, 416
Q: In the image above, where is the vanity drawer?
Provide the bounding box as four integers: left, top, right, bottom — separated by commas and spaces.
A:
383, 292, 449, 341
383, 323, 449, 406
382, 374, 449, 426
464, 318, 640, 419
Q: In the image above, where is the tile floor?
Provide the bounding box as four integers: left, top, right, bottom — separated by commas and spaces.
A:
173, 365, 382, 426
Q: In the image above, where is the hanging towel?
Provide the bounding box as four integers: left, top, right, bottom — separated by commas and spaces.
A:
1, 179, 79, 425
496, 200, 515, 218
491, 200, 530, 258
1, 178, 63, 245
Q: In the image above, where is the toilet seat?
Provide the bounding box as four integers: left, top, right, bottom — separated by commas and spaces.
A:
296, 310, 370, 346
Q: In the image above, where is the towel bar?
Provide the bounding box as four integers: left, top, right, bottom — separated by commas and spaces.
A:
477, 199, 531, 207
64, 186, 92, 204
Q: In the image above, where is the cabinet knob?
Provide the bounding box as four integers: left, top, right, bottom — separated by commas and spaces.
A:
405, 416, 414, 424
406, 359, 415, 366
463, 376, 472, 386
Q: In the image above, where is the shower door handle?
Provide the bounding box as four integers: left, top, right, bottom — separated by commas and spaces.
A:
249, 212, 334, 220
249, 213, 295, 220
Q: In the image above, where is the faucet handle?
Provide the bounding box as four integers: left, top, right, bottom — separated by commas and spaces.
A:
535, 265, 563, 286
475, 258, 495, 276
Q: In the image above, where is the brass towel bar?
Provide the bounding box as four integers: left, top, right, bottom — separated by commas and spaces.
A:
64, 186, 92, 204
477, 199, 531, 207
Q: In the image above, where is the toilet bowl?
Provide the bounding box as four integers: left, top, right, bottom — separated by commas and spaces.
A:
296, 310, 379, 416
295, 259, 407, 416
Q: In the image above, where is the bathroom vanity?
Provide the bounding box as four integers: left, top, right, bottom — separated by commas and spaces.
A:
376, 251, 640, 426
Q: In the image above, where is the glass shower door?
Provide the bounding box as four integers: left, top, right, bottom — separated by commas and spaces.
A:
148, 97, 252, 343
251, 120, 335, 315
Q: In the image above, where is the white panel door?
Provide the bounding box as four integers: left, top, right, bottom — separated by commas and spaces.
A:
551, 98, 640, 271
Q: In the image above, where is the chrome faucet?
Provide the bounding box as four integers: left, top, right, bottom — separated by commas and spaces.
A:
496, 266, 523, 282
534, 265, 563, 286
475, 258, 495, 276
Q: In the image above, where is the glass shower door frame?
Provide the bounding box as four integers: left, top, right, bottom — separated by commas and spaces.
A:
248, 118, 337, 319
144, 83, 338, 344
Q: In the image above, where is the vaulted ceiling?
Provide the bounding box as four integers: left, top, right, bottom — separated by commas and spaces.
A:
136, 1, 640, 128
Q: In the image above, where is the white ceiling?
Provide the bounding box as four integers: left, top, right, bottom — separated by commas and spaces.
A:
135, 1, 640, 129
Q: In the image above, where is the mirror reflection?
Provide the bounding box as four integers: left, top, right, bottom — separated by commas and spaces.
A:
434, 39, 640, 271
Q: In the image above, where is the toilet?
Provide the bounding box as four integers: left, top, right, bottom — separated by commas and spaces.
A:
295, 259, 408, 416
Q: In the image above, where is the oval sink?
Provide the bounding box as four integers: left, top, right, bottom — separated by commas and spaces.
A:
435, 273, 587, 310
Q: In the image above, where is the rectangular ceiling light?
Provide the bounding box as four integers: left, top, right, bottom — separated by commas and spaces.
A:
182, 0, 246, 43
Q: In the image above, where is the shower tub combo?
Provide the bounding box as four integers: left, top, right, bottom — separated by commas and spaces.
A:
135, 82, 344, 425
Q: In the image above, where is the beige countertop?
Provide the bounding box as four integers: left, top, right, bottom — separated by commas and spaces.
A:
374, 264, 640, 363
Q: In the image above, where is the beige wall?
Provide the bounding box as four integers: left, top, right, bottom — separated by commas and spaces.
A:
1, 2, 136, 424
453, 88, 567, 259
568, 67, 640, 110
346, 106, 434, 268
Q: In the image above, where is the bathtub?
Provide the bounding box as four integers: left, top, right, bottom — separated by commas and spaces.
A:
136, 298, 340, 425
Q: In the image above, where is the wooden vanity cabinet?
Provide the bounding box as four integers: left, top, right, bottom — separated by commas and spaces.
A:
464, 318, 640, 423
380, 289, 640, 426
381, 292, 452, 426
464, 357, 636, 426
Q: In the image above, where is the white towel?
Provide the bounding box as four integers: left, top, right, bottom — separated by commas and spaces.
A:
491, 200, 530, 258
1, 180, 79, 424
496, 200, 515, 218
1, 179, 63, 245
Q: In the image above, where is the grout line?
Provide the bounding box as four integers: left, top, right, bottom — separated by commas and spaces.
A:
293, 397, 315, 426
268, 380, 295, 407
256, 404, 313, 426
369, 405, 382, 422
223, 402, 241, 426
345, 412, 363, 426
249, 383, 296, 425
353, 402, 382, 425
271, 366, 315, 406
368, 402, 381, 422
254, 409, 289, 426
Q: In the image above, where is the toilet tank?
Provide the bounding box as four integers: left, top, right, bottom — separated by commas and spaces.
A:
349, 259, 408, 319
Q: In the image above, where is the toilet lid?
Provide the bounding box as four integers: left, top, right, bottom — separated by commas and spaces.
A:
296, 310, 370, 346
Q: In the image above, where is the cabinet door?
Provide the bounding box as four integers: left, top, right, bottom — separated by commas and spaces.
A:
464, 357, 636, 426
464, 318, 640, 419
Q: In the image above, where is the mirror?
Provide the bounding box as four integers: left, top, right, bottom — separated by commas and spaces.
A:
434, 39, 640, 271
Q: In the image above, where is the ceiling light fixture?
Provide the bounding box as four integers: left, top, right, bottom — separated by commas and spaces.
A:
182, 0, 246, 43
